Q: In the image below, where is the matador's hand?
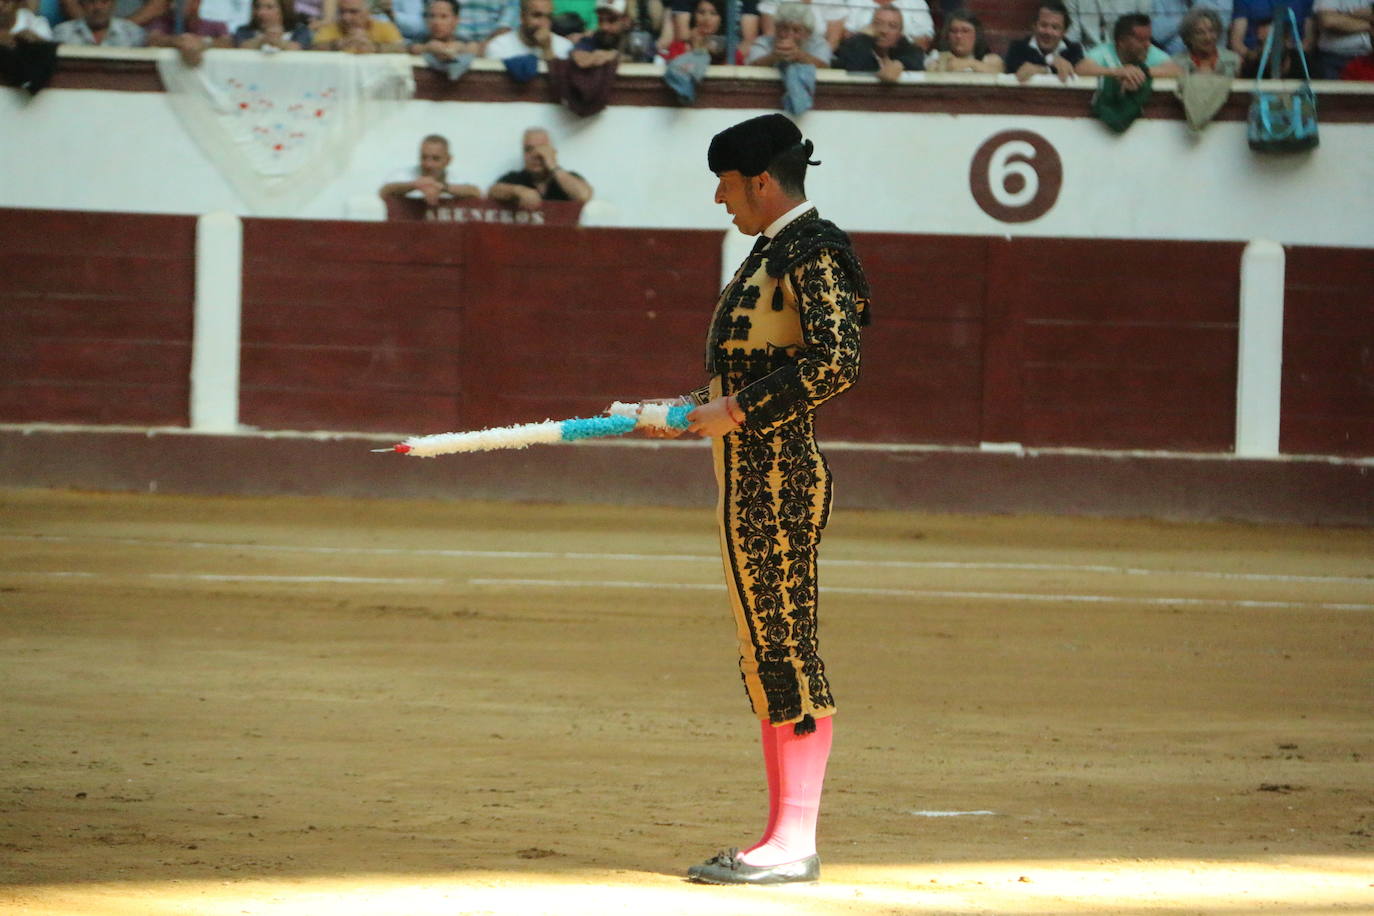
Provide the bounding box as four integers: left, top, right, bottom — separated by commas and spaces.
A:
687, 396, 743, 438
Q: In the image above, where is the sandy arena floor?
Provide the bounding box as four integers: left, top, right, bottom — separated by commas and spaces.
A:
1, 487, 1372, 915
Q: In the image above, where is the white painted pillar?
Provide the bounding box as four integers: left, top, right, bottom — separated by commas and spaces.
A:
1235, 239, 1286, 457
190, 211, 243, 433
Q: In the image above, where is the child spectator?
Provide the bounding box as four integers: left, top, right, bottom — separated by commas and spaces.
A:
234, 0, 312, 48
925, 8, 1001, 72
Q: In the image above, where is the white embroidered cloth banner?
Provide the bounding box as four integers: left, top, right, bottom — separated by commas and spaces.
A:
157, 48, 415, 214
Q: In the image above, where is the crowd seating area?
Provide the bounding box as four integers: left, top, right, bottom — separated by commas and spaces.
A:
5, 0, 1371, 93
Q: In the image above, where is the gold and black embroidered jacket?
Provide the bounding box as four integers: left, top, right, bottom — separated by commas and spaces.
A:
700, 208, 870, 733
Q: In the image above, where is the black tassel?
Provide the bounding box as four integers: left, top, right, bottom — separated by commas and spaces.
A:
792, 714, 816, 736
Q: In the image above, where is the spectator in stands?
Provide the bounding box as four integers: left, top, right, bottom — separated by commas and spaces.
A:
747, 1, 831, 114
0, 0, 57, 93
1172, 5, 1239, 72
1005, 0, 1083, 80
1230, 0, 1314, 75
1152, 0, 1229, 54
293, 0, 336, 30
1066, 0, 1148, 50
1076, 11, 1180, 86
234, 0, 312, 47
572, 0, 632, 63
410, 0, 479, 56
759, 0, 845, 48
747, 1, 831, 65
484, 0, 572, 58
489, 127, 593, 209
1, 0, 54, 41
925, 8, 1001, 71
834, 5, 923, 78
1313, 0, 1371, 78
843, 0, 933, 51
379, 134, 481, 204
145, 0, 232, 64
666, 0, 753, 54
661, 0, 731, 101
53, 0, 145, 44
457, 0, 518, 48
661, 0, 729, 60
312, 0, 406, 50
369, 0, 426, 41
58, 0, 166, 29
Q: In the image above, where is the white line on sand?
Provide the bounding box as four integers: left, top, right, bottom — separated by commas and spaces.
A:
466, 578, 1374, 611
4, 534, 1370, 586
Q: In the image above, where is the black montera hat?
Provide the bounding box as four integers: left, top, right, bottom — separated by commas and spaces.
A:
708, 114, 814, 176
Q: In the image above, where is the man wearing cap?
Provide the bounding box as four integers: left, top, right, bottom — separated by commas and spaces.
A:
571, 0, 632, 65
667, 113, 869, 886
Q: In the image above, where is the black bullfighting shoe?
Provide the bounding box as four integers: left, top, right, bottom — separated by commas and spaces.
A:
686, 847, 821, 885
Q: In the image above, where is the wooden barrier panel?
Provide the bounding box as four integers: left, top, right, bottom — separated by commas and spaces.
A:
0, 209, 195, 426
1281, 245, 1374, 456
4, 207, 1371, 459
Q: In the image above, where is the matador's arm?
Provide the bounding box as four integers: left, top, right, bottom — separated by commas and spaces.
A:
731, 249, 866, 435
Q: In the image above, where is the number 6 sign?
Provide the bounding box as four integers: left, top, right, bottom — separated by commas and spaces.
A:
969, 130, 1063, 223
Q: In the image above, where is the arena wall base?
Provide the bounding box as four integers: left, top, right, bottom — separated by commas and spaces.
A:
2, 427, 1370, 527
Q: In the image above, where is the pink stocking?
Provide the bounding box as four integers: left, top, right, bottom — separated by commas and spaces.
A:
740, 715, 833, 867
744, 718, 781, 855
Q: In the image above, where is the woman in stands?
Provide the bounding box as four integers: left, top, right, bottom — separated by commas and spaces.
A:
925, 8, 1002, 72
1173, 6, 1241, 73
235, 0, 313, 48
661, 0, 739, 63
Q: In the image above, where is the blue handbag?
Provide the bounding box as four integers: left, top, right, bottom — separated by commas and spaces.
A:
1247, 6, 1319, 152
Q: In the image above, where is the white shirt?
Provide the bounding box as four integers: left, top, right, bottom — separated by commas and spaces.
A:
484, 28, 572, 59
763, 200, 817, 243
758, 0, 851, 23
10, 8, 54, 39
1314, 0, 1372, 56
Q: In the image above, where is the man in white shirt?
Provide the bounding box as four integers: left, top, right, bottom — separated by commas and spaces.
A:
1314, 0, 1371, 77
53, 0, 146, 44
484, 0, 572, 59
379, 135, 482, 205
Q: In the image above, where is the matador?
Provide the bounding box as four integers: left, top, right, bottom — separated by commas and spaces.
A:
674, 114, 871, 886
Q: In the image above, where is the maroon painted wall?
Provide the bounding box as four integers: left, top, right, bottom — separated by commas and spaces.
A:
0, 210, 195, 426
1281, 246, 1374, 457
3, 208, 1371, 457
